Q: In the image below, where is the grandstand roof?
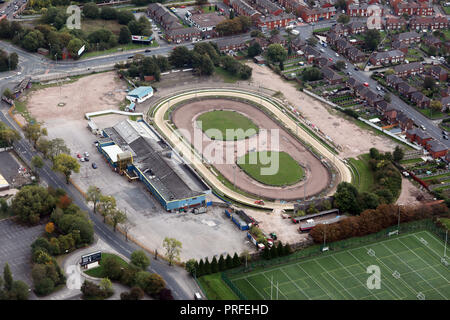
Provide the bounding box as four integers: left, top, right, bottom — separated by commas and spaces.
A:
104, 120, 206, 201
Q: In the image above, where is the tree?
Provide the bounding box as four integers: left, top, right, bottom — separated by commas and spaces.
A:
36, 138, 52, 159
306, 37, 318, 46
3, 263, 13, 292
102, 256, 123, 280
185, 259, 197, 275
162, 237, 182, 266
2, 88, 14, 100
203, 258, 211, 275
232, 253, 241, 267
45, 222, 55, 234
86, 186, 102, 213
52, 153, 80, 184
197, 259, 205, 277
109, 208, 126, 232
100, 7, 117, 20
430, 100, 442, 114
363, 29, 381, 51
169, 46, 192, 68
82, 2, 99, 19
117, 10, 135, 25
423, 76, 435, 90
393, 146, 404, 162
31, 156, 44, 174
145, 273, 165, 296
48, 138, 70, 159
229, 9, 234, 19
99, 278, 114, 297
12, 185, 55, 224
159, 288, 174, 300
119, 26, 131, 44
384, 93, 391, 102
0, 122, 19, 147
10, 280, 29, 300
218, 255, 226, 271
267, 44, 287, 63
211, 256, 219, 273
302, 67, 322, 81
337, 14, 350, 24
98, 195, 116, 222
358, 192, 379, 210
131, 250, 150, 270
335, 60, 346, 71
225, 254, 233, 270
23, 123, 47, 147
333, 182, 360, 214
67, 38, 84, 60
247, 42, 262, 58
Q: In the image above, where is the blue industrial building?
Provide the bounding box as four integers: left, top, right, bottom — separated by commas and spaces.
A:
97, 119, 210, 211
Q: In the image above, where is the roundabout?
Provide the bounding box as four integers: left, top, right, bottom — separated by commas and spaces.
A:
150, 88, 352, 210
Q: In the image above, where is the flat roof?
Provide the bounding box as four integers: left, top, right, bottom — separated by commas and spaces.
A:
127, 86, 153, 99
102, 144, 124, 163
0, 173, 9, 190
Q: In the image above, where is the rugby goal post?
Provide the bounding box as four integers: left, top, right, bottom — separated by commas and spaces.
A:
367, 249, 376, 257
392, 270, 401, 279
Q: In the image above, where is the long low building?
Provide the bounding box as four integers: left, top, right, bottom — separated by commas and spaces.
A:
97, 119, 210, 211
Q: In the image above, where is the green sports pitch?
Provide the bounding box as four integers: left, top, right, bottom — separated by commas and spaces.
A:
227, 231, 450, 300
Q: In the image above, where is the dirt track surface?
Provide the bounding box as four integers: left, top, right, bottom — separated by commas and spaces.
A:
171, 99, 330, 200
248, 62, 399, 158
27, 72, 126, 122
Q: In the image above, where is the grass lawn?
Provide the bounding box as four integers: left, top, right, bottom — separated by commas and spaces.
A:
81, 19, 123, 35
439, 218, 450, 230
400, 158, 423, 165
443, 6, 450, 15
421, 172, 450, 181
197, 110, 259, 140
214, 66, 241, 83
201, 6, 216, 13
418, 107, 446, 120
81, 41, 158, 59
84, 253, 129, 278
237, 151, 304, 186
348, 154, 374, 193
198, 273, 239, 300
225, 230, 450, 300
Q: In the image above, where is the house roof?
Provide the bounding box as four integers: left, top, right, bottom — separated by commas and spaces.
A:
411, 91, 430, 102
127, 86, 153, 99
428, 140, 447, 153
395, 31, 420, 41
397, 82, 417, 94
393, 62, 423, 74
371, 49, 404, 61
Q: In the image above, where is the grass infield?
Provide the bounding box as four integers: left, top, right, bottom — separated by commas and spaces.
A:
197, 110, 259, 140
226, 231, 450, 300
84, 253, 129, 278
237, 151, 304, 186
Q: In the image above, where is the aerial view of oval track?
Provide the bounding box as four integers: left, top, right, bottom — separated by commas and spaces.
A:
150, 88, 352, 210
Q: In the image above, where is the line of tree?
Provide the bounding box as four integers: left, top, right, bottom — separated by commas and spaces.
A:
185, 253, 242, 277
0, 263, 30, 300
98, 251, 171, 300
219, 55, 252, 80
0, 122, 20, 148
309, 202, 448, 244
117, 54, 170, 82
0, 6, 151, 60
81, 279, 114, 300
215, 15, 252, 36
28, 188, 94, 295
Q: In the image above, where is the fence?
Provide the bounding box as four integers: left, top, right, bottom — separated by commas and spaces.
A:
221, 219, 447, 300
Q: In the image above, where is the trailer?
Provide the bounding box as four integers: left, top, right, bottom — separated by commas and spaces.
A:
246, 232, 265, 250
225, 209, 249, 230
291, 208, 340, 224
299, 215, 344, 232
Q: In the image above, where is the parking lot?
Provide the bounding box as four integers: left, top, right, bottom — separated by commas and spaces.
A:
44, 113, 251, 261
0, 219, 43, 287
0, 150, 32, 188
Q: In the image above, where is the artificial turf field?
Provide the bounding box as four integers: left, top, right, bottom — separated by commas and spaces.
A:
196, 110, 259, 140
237, 151, 304, 186
228, 231, 450, 300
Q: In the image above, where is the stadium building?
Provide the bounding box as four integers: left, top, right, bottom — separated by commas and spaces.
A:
126, 87, 154, 103
97, 119, 211, 211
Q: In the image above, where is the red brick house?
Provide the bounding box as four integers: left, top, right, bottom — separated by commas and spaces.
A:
165, 27, 201, 43
347, 46, 366, 63
385, 17, 406, 30
441, 96, 450, 112
369, 50, 405, 66
255, 0, 283, 15
393, 1, 433, 16
414, 130, 433, 147
394, 31, 421, 45
431, 66, 448, 82
257, 13, 296, 31
216, 36, 249, 53
426, 140, 448, 159
397, 112, 414, 131
409, 16, 448, 31
410, 91, 431, 108
346, 3, 384, 17
397, 81, 417, 99
393, 62, 424, 77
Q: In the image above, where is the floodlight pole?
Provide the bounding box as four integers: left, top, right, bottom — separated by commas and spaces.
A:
397, 205, 401, 233
323, 222, 327, 248
445, 230, 448, 258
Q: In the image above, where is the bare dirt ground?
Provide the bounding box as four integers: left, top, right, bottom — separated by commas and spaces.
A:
247, 62, 399, 159
171, 99, 330, 200
396, 177, 430, 206
27, 71, 127, 122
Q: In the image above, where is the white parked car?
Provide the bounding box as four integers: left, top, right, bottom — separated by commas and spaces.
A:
84, 152, 89, 157
430, 56, 435, 60
320, 48, 325, 53
335, 52, 339, 57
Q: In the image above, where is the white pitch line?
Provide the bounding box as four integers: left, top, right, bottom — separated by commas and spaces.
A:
413, 233, 447, 261
330, 254, 379, 300
381, 243, 448, 300
295, 262, 334, 300
398, 238, 450, 284
346, 250, 404, 300
244, 277, 267, 300
279, 268, 312, 300
312, 259, 357, 300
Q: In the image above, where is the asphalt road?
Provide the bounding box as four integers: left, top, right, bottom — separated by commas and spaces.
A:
0, 107, 200, 300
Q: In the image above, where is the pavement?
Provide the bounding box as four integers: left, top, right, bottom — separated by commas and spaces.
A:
0, 218, 43, 298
